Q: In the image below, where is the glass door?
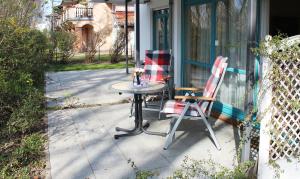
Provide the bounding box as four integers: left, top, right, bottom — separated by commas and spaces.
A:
216, 0, 248, 111
183, 0, 250, 114
184, 2, 213, 88
153, 9, 170, 50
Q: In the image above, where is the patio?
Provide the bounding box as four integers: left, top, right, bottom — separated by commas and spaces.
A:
46, 69, 239, 178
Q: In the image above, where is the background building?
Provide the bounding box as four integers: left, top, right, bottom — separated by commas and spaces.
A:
53, 0, 135, 53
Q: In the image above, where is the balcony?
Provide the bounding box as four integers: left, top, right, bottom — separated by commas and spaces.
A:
61, 7, 93, 23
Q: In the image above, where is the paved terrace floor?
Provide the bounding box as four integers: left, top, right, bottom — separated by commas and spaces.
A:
46, 69, 240, 179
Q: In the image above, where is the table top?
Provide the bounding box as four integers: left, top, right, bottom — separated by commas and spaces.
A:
111, 81, 166, 94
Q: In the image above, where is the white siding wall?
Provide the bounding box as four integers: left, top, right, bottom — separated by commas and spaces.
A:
173, 0, 182, 87
138, 4, 151, 61
138, 0, 182, 86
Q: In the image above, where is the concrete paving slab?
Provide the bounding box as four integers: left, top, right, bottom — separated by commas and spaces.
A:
93, 165, 135, 179
48, 103, 239, 178
47, 69, 240, 179
46, 69, 133, 107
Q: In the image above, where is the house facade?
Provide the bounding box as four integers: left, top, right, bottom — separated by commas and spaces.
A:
133, 0, 299, 178
136, 0, 300, 122
54, 0, 135, 53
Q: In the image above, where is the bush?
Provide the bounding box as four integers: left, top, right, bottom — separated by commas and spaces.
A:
0, 18, 48, 178
85, 26, 111, 63
0, 19, 48, 131
0, 1, 48, 178
51, 31, 76, 62
8, 90, 44, 135
109, 30, 126, 63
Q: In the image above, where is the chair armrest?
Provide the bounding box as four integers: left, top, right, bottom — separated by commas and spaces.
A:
163, 75, 172, 81
175, 87, 204, 92
174, 96, 215, 101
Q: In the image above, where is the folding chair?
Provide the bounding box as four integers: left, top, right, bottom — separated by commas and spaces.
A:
161, 56, 228, 150
130, 50, 171, 119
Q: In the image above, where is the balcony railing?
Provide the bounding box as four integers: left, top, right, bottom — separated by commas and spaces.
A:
61, 7, 93, 24
75, 7, 93, 18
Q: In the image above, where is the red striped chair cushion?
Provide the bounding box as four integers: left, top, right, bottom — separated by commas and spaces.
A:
199, 56, 227, 110
163, 100, 201, 117
162, 56, 227, 116
143, 50, 171, 82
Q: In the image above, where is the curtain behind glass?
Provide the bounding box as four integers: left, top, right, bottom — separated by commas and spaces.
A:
186, 4, 211, 64
154, 9, 169, 50
185, 3, 212, 88
216, 0, 248, 110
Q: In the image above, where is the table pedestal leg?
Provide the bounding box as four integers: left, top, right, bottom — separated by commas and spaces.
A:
114, 94, 166, 139
114, 94, 143, 139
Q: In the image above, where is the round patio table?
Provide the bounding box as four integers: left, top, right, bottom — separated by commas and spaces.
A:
111, 81, 167, 139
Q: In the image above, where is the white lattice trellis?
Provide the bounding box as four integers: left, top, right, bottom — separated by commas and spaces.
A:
258, 35, 300, 178
258, 35, 300, 179
269, 46, 300, 161
250, 128, 260, 161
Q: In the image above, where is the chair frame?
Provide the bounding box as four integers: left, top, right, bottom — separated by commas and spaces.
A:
163, 60, 228, 150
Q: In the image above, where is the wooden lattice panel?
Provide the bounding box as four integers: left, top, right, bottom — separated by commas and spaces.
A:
250, 128, 260, 161
269, 58, 300, 160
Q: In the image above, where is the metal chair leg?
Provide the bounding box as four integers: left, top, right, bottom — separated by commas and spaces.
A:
143, 95, 148, 107
158, 90, 165, 120
164, 103, 190, 150
195, 103, 221, 150
130, 98, 134, 117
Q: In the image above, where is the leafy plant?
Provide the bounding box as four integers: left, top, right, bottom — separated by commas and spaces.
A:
169, 156, 255, 179
0, 133, 45, 178
0, 0, 43, 27
8, 90, 44, 135
109, 30, 126, 64
252, 34, 300, 178
0, 1, 48, 177
51, 30, 77, 62
85, 26, 112, 63
13, 133, 45, 166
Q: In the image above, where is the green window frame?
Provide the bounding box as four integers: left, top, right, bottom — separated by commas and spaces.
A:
181, 0, 261, 121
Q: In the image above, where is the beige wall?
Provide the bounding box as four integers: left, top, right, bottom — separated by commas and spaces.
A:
67, 3, 114, 53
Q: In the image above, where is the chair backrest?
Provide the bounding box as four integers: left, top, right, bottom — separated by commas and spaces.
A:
199, 56, 228, 111
143, 50, 171, 82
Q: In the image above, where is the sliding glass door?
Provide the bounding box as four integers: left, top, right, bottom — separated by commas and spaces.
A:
153, 9, 170, 50
184, 2, 212, 88
183, 0, 250, 115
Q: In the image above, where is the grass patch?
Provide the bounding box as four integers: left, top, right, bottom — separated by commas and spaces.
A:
0, 128, 46, 178
48, 53, 135, 72
53, 53, 132, 64
70, 53, 111, 63
47, 61, 134, 72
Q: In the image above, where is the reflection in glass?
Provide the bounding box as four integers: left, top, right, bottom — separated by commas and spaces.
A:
154, 9, 169, 50
185, 64, 210, 88
216, 0, 249, 110
186, 4, 211, 63
183, 0, 249, 110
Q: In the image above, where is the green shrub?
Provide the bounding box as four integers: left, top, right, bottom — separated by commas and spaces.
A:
51, 31, 76, 62
169, 156, 255, 179
0, 1, 48, 178
0, 19, 48, 130
109, 30, 126, 63
8, 90, 44, 135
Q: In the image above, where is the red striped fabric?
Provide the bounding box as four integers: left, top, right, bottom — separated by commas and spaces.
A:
142, 50, 171, 82
162, 56, 227, 116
